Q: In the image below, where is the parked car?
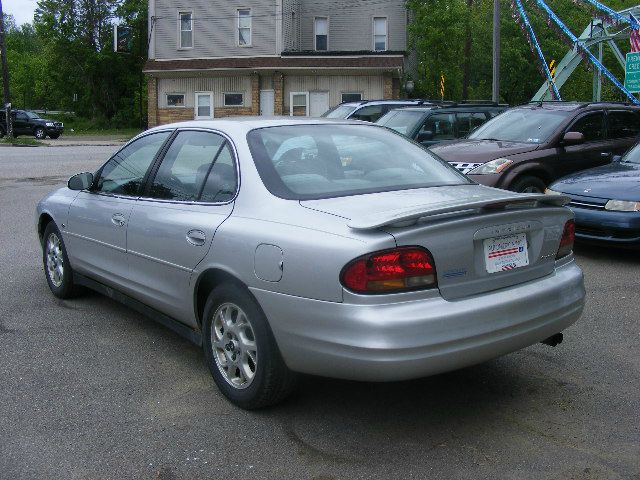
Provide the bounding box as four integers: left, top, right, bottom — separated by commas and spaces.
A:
321, 99, 441, 122
37, 118, 585, 409
376, 102, 508, 147
546, 142, 640, 246
0, 109, 64, 139
430, 102, 640, 193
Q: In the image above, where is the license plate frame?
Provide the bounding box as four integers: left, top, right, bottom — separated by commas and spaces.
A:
483, 233, 529, 273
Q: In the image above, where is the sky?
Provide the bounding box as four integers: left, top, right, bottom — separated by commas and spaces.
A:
3, 0, 38, 26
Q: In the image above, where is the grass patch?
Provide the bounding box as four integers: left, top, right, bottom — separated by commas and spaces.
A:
0, 137, 43, 146
44, 113, 143, 138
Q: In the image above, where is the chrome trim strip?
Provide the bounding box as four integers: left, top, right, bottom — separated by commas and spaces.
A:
127, 249, 192, 272
64, 231, 127, 253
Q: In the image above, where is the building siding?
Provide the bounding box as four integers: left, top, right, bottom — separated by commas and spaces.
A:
153, 0, 279, 59
294, 0, 406, 52
157, 76, 253, 108
283, 75, 385, 110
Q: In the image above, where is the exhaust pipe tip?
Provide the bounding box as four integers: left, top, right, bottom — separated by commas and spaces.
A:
541, 332, 563, 347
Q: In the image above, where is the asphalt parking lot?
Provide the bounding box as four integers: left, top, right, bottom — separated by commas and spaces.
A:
1, 145, 639, 480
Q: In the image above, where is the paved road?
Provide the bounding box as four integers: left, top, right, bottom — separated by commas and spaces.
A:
1, 146, 638, 480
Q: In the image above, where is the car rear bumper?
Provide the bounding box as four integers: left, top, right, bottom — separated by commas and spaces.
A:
251, 260, 585, 381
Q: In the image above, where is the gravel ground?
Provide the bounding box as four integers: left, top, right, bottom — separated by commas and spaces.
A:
0, 146, 638, 480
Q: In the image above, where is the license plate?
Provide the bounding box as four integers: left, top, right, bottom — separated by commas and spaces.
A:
483, 233, 529, 273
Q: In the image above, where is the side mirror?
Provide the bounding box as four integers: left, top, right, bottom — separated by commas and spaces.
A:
562, 131, 585, 146
612, 155, 623, 162
416, 130, 434, 143
68, 172, 94, 191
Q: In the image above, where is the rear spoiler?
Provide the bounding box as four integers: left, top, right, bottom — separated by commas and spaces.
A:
347, 193, 570, 230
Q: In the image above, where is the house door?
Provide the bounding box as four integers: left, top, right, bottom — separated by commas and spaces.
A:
260, 90, 274, 116
309, 91, 329, 117
195, 92, 214, 120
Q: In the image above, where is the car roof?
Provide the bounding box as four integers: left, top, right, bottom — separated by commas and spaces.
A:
339, 99, 436, 108
515, 101, 640, 112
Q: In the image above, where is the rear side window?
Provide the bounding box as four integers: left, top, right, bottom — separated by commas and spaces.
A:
607, 110, 640, 139
95, 131, 171, 196
350, 105, 385, 122
149, 130, 235, 202
568, 112, 604, 142
455, 112, 487, 137
421, 113, 455, 141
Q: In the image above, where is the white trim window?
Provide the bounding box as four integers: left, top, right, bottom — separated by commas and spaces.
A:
166, 93, 186, 107
314, 17, 328, 51
224, 93, 244, 106
178, 11, 193, 49
341, 92, 363, 103
195, 92, 214, 119
238, 9, 252, 46
373, 17, 387, 51
290, 92, 309, 116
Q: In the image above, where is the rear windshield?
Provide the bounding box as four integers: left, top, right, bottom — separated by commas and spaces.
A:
321, 105, 358, 119
377, 110, 426, 135
469, 108, 567, 144
247, 124, 470, 200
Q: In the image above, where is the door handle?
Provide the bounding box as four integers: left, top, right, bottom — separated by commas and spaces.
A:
111, 213, 126, 227
601, 152, 611, 157
186, 229, 206, 246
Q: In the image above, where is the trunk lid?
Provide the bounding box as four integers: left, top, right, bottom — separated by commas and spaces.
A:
301, 185, 571, 300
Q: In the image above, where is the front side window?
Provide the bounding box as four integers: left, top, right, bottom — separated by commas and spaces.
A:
149, 130, 235, 202
247, 124, 469, 200
179, 12, 193, 49
314, 17, 328, 51
238, 9, 252, 46
95, 132, 171, 196
607, 110, 640, 139
421, 113, 455, 141
568, 112, 605, 142
224, 93, 244, 106
455, 112, 487, 137
373, 17, 387, 51
322, 104, 357, 119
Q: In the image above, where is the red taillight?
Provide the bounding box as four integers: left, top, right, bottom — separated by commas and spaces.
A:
556, 219, 575, 259
341, 247, 437, 294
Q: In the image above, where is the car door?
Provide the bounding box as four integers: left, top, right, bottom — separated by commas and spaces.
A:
606, 109, 640, 155
13, 111, 29, 135
126, 129, 237, 325
558, 110, 609, 177
415, 113, 456, 146
64, 131, 172, 287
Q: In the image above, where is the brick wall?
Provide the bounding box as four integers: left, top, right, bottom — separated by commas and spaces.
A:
383, 73, 393, 99
273, 72, 284, 115
251, 74, 260, 115
157, 108, 193, 125
147, 77, 159, 127
215, 107, 253, 117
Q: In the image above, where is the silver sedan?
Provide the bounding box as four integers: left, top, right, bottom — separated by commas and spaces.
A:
36, 118, 585, 409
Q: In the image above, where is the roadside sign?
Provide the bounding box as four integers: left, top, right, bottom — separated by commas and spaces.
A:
624, 52, 640, 93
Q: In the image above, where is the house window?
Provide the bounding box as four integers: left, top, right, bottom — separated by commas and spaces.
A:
238, 9, 252, 46
224, 93, 244, 106
166, 93, 186, 107
290, 92, 309, 116
179, 12, 193, 49
341, 93, 363, 103
373, 17, 387, 51
314, 17, 328, 51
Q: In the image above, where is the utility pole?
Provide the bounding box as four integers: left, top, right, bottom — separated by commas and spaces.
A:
492, 0, 501, 103
0, 0, 12, 138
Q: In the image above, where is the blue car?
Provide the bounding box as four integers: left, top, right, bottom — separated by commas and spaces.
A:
546, 143, 640, 246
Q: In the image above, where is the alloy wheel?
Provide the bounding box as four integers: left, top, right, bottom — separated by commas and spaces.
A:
211, 302, 258, 389
46, 233, 64, 287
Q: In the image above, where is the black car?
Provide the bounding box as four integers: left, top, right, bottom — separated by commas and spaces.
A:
0, 110, 64, 139
376, 102, 508, 147
430, 102, 640, 193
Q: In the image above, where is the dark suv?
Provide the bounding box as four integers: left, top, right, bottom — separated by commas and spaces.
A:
0, 110, 64, 139
430, 102, 640, 192
376, 102, 508, 147
321, 99, 443, 123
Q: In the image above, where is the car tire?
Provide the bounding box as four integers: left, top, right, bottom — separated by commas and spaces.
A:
202, 284, 297, 409
34, 127, 46, 140
48, 133, 60, 139
511, 175, 546, 194
42, 222, 81, 299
